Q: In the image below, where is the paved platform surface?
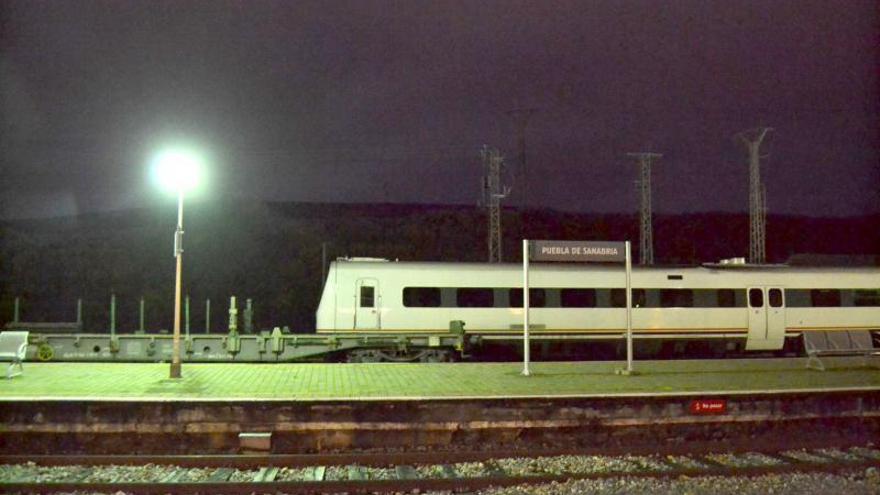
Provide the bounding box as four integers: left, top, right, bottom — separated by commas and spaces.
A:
1, 358, 878, 401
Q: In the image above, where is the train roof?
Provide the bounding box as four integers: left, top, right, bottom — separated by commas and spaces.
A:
332, 258, 880, 274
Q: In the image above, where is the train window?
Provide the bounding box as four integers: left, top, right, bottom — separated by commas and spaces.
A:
360, 286, 375, 308
544, 289, 562, 307
684, 289, 745, 308
403, 287, 441, 307
560, 289, 595, 308
785, 289, 810, 307
854, 290, 880, 307
690, 290, 711, 307
769, 289, 783, 308
439, 288, 458, 307
788, 289, 861, 307
593, 289, 613, 308
610, 289, 646, 308
610, 289, 625, 307
748, 288, 763, 308
509, 289, 546, 308
457, 288, 494, 307
717, 289, 737, 308
633, 289, 647, 307
810, 289, 841, 307
660, 289, 694, 308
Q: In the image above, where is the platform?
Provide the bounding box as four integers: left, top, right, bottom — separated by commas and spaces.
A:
3, 358, 880, 455
1, 357, 879, 401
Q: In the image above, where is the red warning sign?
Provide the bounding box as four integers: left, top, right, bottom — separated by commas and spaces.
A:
689, 399, 727, 415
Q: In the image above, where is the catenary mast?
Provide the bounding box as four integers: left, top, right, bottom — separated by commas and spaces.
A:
735, 127, 773, 264
627, 152, 662, 265
482, 146, 510, 263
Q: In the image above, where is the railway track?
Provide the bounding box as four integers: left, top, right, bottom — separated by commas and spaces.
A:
2, 444, 879, 494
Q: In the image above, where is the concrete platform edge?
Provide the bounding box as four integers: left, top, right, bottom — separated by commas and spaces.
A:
3, 385, 880, 403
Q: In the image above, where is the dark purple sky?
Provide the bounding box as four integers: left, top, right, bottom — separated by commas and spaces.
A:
1, 0, 877, 219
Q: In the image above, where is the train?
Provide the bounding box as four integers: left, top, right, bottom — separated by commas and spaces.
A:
316, 257, 880, 361
14, 256, 880, 363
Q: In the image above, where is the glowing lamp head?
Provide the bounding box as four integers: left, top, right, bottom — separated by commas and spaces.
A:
152, 149, 204, 193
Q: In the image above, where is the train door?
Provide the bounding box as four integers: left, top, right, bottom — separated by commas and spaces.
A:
745, 287, 785, 350
354, 278, 380, 330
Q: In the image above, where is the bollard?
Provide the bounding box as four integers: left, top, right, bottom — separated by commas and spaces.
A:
205, 298, 211, 334
77, 298, 83, 326
13, 297, 20, 323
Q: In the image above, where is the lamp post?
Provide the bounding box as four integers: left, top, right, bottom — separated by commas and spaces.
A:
153, 149, 203, 379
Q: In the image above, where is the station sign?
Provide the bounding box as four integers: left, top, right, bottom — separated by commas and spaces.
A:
688, 399, 727, 415
529, 240, 627, 263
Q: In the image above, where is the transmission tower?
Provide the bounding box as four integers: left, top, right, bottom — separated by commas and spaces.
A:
507, 108, 537, 208
626, 152, 662, 265
734, 127, 773, 264
481, 146, 510, 263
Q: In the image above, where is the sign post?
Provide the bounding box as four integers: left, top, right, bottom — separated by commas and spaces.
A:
522, 239, 530, 376
622, 241, 634, 375
522, 239, 635, 376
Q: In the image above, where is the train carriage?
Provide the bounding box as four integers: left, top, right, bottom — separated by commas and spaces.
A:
316, 258, 880, 358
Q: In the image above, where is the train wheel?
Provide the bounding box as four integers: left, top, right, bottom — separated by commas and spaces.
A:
36, 343, 55, 361
419, 350, 452, 363
346, 349, 383, 363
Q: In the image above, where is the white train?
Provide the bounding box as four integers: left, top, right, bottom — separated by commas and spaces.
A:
316, 258, 880, 358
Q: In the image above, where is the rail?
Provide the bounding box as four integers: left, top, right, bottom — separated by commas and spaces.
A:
2, 443, 878, 494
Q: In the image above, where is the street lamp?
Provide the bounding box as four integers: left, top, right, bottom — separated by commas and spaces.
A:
152, 149, 203, 379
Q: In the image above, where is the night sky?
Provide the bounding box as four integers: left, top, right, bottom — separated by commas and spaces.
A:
1, 1, 877, 219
